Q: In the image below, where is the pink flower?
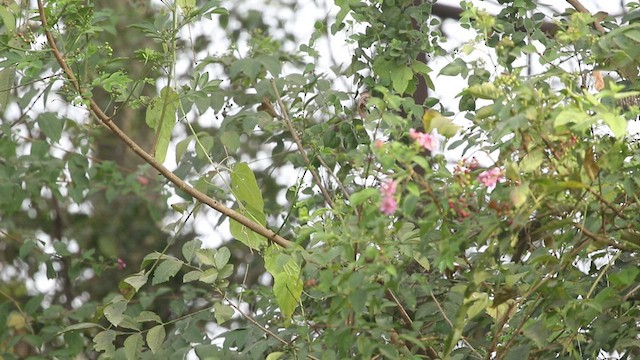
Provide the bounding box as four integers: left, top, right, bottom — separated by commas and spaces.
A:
409, 128, 438, 151
478, 167, 503, 188
380, 195, 398, 215
379, 179, 398, 215
374, 139, 385, 149
116, 258, 127, 270
136, 176, 149, 186
380, 179, 397, 197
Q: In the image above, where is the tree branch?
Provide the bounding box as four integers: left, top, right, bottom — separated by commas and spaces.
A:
36, 0, 293, 249
270, 80, 335, 208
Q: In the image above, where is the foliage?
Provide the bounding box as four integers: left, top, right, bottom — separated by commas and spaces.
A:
1, 0, 640, 359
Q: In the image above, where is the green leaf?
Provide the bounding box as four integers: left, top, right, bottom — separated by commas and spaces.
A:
182, 239, 202, 263
264, 249, 303, 322
522, 319, 547, 348
37, 112, 65, 144
349, 188, 379, 207
229, 58, 262, 81
195, 248, 216, 266
175, 135, 193, 163
0, 66, 15, 113
124, 271, 148, 292
61, 322, 102, 333
0, 5, 16, 33
136, 311, 162, 323
520, 150, 543, 173
610, 267, 640, 287
221, 130, 240, 153
257, 54, 282, 76
152, 258, 184, 285
93, 330, 116, 353
19, 239, 37, 258
141, 251, 180, 269
171, 202, 190, 214
52, 240, 71, 256
439, 58, 467, 77
218, 263, 234, 279
600, 112, 626, 138
199, 268, 219, 283
229, 162, 267, 250
556, 108, 591, 130
195, 134, 214, 160
390, 65, 413, 94
213, 302, 234, 324
214, 247, 231, 269
145, 86, 179, 163
123, 333, 144, 360
183, 270, 202, 282
104, 298, 127, 326
146, 325, 166, 354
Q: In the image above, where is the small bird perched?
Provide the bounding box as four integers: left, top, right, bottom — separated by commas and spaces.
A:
593, 71, 640, 112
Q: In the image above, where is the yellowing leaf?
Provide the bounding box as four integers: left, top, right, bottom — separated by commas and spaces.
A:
422, 110, 461, 138
145, 87, 179, 163
464, 292, 491, 320
486, 299, 517, 321
177, 0, 195, 10
584, 146, 599, 181
465, 83, 503, 100
229, 163, 267, 250
6, 312, 25, 330
266, 352, 286, 360
510, 184, 529, 209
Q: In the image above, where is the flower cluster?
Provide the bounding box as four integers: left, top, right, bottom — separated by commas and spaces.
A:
409, 128, 438, 151
477, 167, 503, 188
116, 258, 127, 270
379, 179, 398, 215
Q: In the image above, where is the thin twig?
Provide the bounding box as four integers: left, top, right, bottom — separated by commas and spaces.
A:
430, 291, 482, 359
225, 298, 289, 345
386, 289, 413, 326
430, 291, 453, 328
574, 222, 632, 251
586, 187, 627, 220
0, 289, 36, 336
225, 297, 321, 360
623, 282, 640, 301
36, 0, 292, 249
270, 79, 335, 208
586, 251, 621, 299
315, 154, 352, 201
